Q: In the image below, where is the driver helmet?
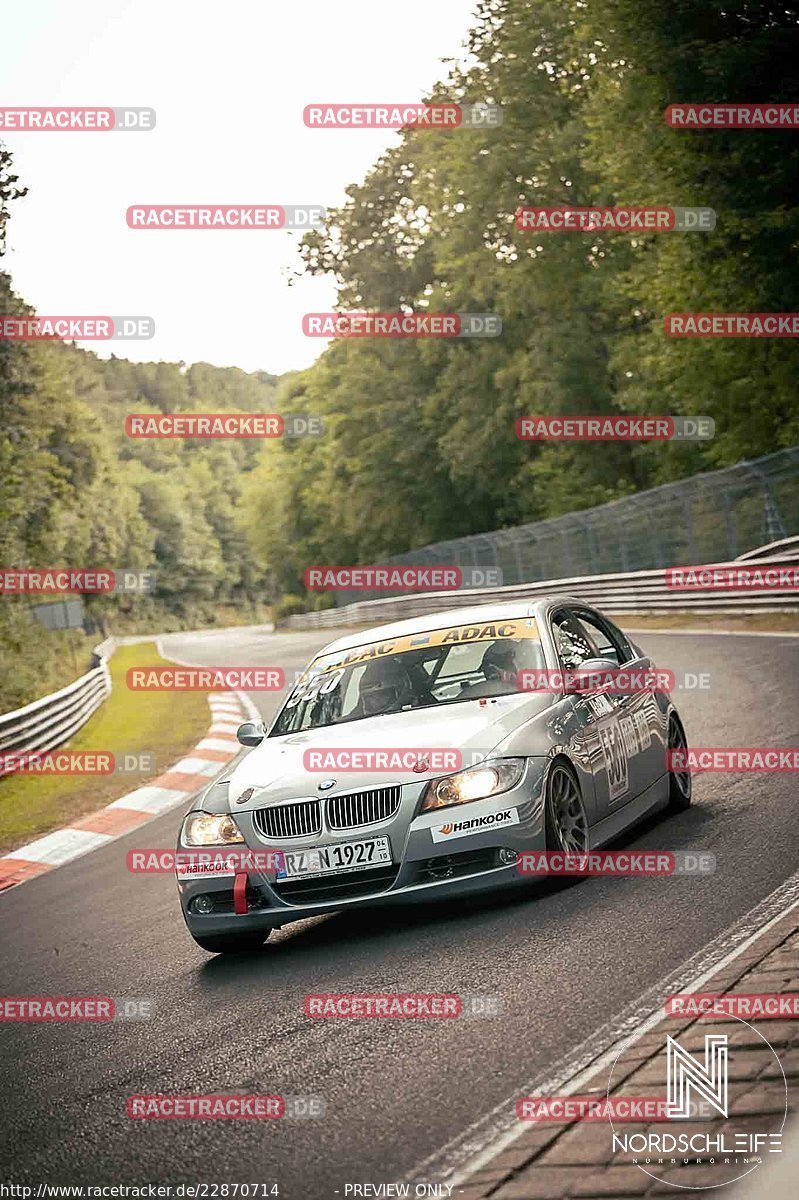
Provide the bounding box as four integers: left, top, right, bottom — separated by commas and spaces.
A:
358, 656, 414, 716
481, 640, 518, 684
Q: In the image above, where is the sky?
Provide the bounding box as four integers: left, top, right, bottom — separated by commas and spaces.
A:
1, 0, 479, 375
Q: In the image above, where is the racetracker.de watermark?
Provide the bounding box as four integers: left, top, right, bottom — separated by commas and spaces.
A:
0, 569, 155, 593
124, 414, 323, 438
0, 751, 156, 776
515, 416, 714, 441
303, 102, 502, 128
302, 748, 462, 773
126, 205, 326, 229
516, 206, 715, 232
303, 312, 501, 338
666, 993, 799, 1019
665, 313, 799, 337
668, 748, 799, 772
0, 996, 154, 1021
0, 107, 154, 130
0, 316, 154, 340
666, 565, 799, 590
665, 103, 799, 128
518, 1096, 679, 1122
128, 850, 284, 878
127, 1096, 284, 1120
516, 850, 715, 876
303, 994, 499, 1018
517, 668, 676, 694
303, 566, 502, 590
126, 667, 284, 690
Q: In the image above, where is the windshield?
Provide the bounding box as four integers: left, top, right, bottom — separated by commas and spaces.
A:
270, 618, 545, 735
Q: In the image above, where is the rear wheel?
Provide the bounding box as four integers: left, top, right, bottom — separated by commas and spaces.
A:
191, 931, 270, 955
545, 761, 589, 852
667, 714, 692, 811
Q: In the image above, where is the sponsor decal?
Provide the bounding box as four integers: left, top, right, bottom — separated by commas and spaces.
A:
314, 619, 541, 675
430, 808, 519, 842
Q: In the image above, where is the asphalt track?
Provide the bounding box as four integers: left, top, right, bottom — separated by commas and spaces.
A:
2, 625, 799, 1199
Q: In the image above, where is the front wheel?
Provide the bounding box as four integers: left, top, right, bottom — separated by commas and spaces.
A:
191, 930, 271, 955
667, 714, 692, 812
545, 761, 589, 852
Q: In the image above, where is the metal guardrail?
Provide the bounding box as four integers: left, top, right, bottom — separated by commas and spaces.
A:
280, 539, 799, 632
0, 644, 113, 777
332, 447, 799, 606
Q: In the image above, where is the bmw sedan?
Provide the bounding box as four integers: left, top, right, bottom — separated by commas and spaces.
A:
176, 597, 691, 953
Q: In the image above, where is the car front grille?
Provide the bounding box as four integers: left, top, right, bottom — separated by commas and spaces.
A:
272, 864, 400, 905
326, 786, 401, 830
253, 799, 321, 840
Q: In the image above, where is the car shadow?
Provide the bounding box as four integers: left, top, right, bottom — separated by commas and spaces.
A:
195, 791, 714, 984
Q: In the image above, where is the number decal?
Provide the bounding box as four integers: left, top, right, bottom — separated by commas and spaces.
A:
599, 721, 629, 802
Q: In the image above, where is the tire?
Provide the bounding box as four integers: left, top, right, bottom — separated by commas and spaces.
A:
544, 760, 589, 852
191, 930, 270, 955
667, 713, 692, 812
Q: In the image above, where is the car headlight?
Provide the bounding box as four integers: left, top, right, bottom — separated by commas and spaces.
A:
420, 758, 525, 812
180, 812, 244, 846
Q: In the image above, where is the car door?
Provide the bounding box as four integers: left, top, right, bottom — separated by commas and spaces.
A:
570, 606, 666, 805
550, 607, 628, 821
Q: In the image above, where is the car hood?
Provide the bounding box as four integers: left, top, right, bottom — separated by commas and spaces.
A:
227, 692, 554, 808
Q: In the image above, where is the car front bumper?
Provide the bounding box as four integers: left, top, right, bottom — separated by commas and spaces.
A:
178, 759, 549, 935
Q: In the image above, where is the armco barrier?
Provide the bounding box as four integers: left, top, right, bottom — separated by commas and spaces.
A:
0, 643, 113, 777
279, 538, 799, 631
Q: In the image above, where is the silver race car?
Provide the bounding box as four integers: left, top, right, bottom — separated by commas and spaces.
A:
177, 597, 691, 953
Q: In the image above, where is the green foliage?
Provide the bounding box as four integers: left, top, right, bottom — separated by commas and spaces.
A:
244, 0, 799, 597
273, 594, 310, 620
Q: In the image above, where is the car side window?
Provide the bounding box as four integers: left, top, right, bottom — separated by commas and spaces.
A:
573, 611, 633, 665
551, 610, 599, 670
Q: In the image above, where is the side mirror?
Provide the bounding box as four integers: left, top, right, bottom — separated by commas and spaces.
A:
565, 658, 620, 694
237, 720, 266, 747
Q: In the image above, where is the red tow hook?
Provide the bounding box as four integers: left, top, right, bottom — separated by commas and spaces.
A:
233, 871, 248, 915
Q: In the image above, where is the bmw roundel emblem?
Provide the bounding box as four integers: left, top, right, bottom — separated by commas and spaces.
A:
318, 779, 336, 791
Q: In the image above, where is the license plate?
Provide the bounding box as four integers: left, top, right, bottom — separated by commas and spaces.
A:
277, 836, 392, 880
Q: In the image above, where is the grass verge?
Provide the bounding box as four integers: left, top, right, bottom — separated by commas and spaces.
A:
0, 642, 212, 855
